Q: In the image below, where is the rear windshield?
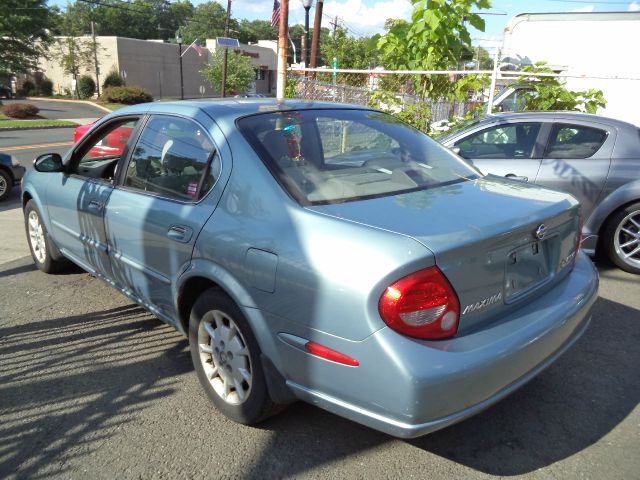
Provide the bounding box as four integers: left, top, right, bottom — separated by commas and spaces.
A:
237, 109, 480, 205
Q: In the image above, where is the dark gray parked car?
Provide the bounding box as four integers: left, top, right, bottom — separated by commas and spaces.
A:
439, 112, 640, 274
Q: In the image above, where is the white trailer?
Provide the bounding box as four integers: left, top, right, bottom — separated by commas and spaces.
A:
499, 11, 640, 126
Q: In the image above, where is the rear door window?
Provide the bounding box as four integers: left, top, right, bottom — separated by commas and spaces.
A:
544, 123, 608, 159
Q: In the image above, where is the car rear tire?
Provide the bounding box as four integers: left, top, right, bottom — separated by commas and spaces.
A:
24, 200, 70, 273
603, 201, 640, 274
189, 288, 278, 424
0, 169, 11, 201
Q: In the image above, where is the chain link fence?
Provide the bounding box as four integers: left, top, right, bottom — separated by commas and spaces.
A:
287, 69, 482, 124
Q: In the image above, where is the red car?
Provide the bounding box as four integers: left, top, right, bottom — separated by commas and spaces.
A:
74, 121, 134, 157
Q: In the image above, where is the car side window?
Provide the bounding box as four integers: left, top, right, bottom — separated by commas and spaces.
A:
454, 123, 541, 159
544, 123, 608, 159
123, 116, 219, 201
73, 118, 141, 181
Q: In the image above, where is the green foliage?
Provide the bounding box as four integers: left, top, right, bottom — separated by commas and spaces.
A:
2, 103, 39, 119
202, 50, 256, 96
237, 19, 278, 44
509, 62, 607, 114
102, 86, 153, 104
54, 0, 194, 42
368, 90, 432, 132
103, 69, 125, 89
0, 0, 53, 74
320, 27, 380, 86
378, 0, 491, 101
285, 78, 297, 99
180, 1, 234, 45
78, 75, 96, 99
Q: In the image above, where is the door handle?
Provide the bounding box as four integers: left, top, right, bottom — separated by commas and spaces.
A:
88, 200, 104, 210
505, 174, 529, 182
167, 225, 193, 243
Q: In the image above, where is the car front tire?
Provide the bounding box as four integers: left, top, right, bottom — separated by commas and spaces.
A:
24, 200, 69, 273
189, 288, 278, 424
603, 201, 640, 274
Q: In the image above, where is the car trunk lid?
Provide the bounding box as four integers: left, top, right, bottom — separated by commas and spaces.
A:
307, 176, 581, 334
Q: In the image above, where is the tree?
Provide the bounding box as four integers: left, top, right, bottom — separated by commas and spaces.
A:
237, 19, 278, 44
53, 9, 95, 97
0, 0, 54, 74
180, 1, 236, 45
378, 0, 491, 100
509, 62, 606, 114
202, 50, 255, 96
321, 27, 379, 69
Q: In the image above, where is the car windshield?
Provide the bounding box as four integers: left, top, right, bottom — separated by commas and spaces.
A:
238, 109, 481, 205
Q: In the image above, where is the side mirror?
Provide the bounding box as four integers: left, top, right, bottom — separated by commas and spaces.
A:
449, 146, 461, 155
33, 153, 64, 173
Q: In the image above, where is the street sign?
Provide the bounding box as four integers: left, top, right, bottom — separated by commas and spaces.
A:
217, 37, 240, 48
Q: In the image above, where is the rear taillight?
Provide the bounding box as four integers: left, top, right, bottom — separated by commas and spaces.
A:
379, 266, 460, 340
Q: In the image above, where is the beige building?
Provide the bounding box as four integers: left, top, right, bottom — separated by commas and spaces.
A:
38, 36, 278, 99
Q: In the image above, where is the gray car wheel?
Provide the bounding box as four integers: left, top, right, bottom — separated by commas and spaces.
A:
189, 288, 279, 424
0, 169, 11, 201
603, 202, 640, 274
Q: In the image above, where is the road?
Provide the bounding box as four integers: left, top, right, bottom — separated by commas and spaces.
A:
0, 254, 638, 479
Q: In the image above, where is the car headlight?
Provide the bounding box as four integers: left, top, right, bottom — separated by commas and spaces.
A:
11, 155, 20, 167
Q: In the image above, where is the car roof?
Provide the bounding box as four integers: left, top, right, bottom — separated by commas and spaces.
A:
479, 111, 638, 129
113, 99, 371, 124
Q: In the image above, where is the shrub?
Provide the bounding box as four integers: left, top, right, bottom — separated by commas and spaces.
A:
2, 103, 40, 119
102, 70, 125, 89
39, 78, 54, 96
18, 80, 36, 96
102, 86, 153, 104
78, 75, 96, 99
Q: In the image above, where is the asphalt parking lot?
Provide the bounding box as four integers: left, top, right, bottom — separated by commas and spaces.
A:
1, 211, 638, 478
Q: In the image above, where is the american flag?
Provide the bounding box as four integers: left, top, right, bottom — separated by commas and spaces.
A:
271, 0, 280, 28
192, 39, 203, 56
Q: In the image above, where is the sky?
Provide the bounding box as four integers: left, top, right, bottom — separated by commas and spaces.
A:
51, 0, 640, 50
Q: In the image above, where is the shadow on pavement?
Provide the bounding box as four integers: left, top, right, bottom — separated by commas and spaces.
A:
0, 304, 191, 478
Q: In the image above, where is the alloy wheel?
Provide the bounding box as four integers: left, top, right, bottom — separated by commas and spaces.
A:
28, 210, 47, 264
613, 209, 640, 270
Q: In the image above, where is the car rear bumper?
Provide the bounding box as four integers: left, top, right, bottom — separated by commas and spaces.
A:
283, 253, 598, 438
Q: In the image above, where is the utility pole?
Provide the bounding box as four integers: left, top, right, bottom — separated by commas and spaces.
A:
330, 16, 339, 38
276, 0, 289, 99
309, 0, 323, 76
91, 20, 100, 97
221, 0, 232, 98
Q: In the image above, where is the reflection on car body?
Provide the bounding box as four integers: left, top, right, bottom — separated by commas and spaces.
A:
440, 111, 640, 274
22, 100, 598, 438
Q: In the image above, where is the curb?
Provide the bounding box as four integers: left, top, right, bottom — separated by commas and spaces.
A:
25, 97, 113, 113
0, 124, 78, 132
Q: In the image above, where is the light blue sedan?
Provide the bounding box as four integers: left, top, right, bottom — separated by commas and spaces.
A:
22, 100, 598, 438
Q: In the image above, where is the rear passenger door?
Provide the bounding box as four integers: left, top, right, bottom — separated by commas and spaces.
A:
535, 121, 613, 217
453, 121, 546, 182
104, 114, 223, 322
